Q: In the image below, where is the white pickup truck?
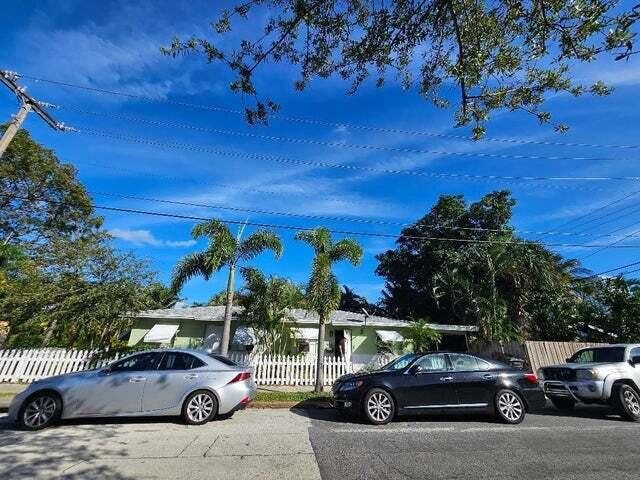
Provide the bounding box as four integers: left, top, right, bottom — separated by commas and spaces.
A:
538, 344, 640, 421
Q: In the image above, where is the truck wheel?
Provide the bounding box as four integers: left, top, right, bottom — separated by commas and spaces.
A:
614, 384, 640, 422
550, 398, 575, 412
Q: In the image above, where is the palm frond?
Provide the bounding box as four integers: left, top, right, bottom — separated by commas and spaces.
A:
191, 219, 233, 242
238, 230, 283, 261
329, 238, 363, 266
170, 252, 210, 293
294, 228, 331, 254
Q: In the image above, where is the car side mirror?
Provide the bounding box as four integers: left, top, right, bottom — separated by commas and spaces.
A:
630, 356, 640, 366
101, 366, 112, 375
565, 358, 572, 363
408, 364, 422, 375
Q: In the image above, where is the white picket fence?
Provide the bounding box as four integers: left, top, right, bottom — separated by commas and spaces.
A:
0, 349, 352, 386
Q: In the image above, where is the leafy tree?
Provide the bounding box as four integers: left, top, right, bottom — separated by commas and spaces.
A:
142, 282, 182, 309
295, 227, 363, 392
239, 267, 304, 354
0, 126, 100, 246
162, 1, 638, 136
208, 289, 246, 306
338, 285, 384, 316
171, 220, 282, 355
2, 234, 155, 348
575, 276, 640, 343
404, 318, 442, 352
377, 191, 580, 342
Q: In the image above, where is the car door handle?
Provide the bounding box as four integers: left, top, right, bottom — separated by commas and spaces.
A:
440, 376, 454, 382
129, 376, 146, 383
483, 374, 495, 380
185, 373, 198, 380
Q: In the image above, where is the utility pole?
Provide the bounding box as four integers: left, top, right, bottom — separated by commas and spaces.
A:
0, 70, 72, 157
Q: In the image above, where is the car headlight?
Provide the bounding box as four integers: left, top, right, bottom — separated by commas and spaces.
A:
341, 380, 364, 391
536, 368, 544, 381
576, 369, 599, 380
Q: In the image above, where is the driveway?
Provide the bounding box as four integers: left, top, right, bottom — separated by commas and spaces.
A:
1, 405, 639, 479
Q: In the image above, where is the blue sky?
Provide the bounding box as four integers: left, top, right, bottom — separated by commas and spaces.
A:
2, 0, 640, 304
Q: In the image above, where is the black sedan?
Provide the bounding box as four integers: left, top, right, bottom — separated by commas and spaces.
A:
332, 352, 545, 425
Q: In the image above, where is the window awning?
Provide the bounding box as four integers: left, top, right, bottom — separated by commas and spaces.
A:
143, 324, 179, 344
293, 327, 319, 341
232, 326, 257, 345
376, 330, 404, 342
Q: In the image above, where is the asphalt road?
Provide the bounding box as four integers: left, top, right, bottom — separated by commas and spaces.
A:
304, 405, 640, 480
1, 404, 639, 479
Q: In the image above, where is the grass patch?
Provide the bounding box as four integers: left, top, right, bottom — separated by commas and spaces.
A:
254, 390, 330, 403
0, 392, 15, 398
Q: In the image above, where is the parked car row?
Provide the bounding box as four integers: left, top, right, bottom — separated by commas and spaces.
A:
8, 345, 640, 430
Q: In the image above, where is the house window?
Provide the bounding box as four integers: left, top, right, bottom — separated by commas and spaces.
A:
296, 341, 310, 353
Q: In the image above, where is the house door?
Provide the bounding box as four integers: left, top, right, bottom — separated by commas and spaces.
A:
334, 329, 351, 361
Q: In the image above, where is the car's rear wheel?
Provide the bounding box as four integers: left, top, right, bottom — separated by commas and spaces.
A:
495, 389, 525, 424
183, 390, 218, 425
363, 388, 395, 425
19, 391, 62, 430
550, 398, 575, 412
614, 384, 640, 422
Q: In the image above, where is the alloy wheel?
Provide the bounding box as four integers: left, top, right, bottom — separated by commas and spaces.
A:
498, 391, 523, 423
367, 392, 392, 423
23, 396, 57, 428
187, 393, 214, 423
623, 389, 640, 416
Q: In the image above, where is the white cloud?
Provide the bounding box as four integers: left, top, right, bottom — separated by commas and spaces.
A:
109, 228, 195, 248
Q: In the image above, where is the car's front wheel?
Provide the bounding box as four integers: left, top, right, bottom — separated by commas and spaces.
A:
183, 390, 218, 425
614, 384, 640, 422
495, 389, 526, 424
19, 391, 62, 430
363, 388, 395, 425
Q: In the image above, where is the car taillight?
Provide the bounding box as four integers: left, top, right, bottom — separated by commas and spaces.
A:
227, 371, 251, 385
523, 373, 538, 385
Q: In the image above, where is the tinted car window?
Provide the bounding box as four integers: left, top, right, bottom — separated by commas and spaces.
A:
159, 353, 205, 370
415, 354, 448, 372
111, 352, 162, 372
630, 347, 640, 359
207, 354, 238, 366
448, 354, 491, 371
569, 347, 625, 363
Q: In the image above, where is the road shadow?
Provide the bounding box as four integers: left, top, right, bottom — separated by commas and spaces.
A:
530, 404, 627, 422
0, 416, 135, 479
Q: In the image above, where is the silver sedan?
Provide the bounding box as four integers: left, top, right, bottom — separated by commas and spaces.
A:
8, 349, 256, 430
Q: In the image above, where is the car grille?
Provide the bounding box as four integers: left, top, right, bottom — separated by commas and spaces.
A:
542, 368, 576, 382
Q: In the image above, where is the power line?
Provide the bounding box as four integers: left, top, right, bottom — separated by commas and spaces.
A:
76, 128, 640, 184
54, 105, 621, 163
86, 191, 640, 239
550, 190, 640, 232
19, 72, 640, 150
579, 260, 640, 280
8, 192, 640, 249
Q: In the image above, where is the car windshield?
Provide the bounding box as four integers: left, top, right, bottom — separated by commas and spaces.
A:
380, 354, 419, 371
568, 347, 625, 364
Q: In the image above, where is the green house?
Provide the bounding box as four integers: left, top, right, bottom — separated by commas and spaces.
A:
128, 306, 478, 369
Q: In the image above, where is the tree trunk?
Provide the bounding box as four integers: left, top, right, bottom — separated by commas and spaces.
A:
41, 317, 59, 347
220, 262, 236, 356
314, 315, 326, 393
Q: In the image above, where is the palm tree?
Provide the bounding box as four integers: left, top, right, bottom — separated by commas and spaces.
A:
172, 220, 282, 355
295, 227, 363, 392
